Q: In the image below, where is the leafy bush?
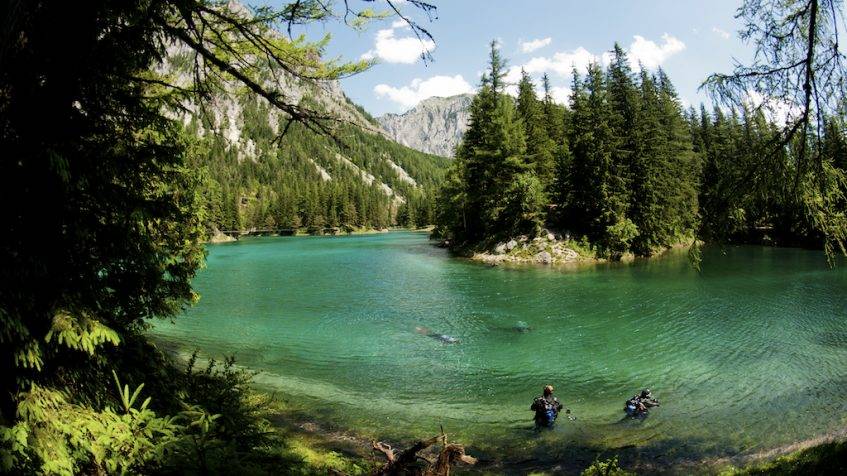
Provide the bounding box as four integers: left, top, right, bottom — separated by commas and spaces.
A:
164, 354, 279, 474
1, 375, 179, 475
0, 349, 362, 476
581, 457, 634, 476
601, 217, 639, 260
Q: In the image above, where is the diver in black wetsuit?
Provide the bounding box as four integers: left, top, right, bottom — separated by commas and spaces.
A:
530, 385, 566, 428
624, 389, 660, 417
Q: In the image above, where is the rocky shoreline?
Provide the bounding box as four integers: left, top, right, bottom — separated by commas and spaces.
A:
469, 231, 593, 266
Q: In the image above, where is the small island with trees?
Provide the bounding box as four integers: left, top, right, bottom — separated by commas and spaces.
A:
435, 40, 846, 266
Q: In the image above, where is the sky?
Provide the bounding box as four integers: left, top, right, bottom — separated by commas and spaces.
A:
282, 0, 754, 117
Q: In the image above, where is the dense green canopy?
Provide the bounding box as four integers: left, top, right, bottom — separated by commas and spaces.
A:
435, 41, 847, 260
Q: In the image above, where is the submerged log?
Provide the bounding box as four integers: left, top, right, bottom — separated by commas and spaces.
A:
370, 431, 476, 476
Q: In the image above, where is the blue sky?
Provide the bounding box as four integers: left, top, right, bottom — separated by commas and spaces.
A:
285, 1, 753, 116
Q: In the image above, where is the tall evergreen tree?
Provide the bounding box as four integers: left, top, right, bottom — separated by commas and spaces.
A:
516, 70, 556, 192
567, 62, 630, 255
541, 73, 566, 146
629, 69, 666, 255
656, 69, 699, 241
437, 41, 531, 244
605, 44, 639, 216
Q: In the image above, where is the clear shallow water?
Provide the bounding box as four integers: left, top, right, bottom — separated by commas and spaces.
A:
152, 232, 847, 464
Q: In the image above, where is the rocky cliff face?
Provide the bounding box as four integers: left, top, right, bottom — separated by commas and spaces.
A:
377, 94, 473, 158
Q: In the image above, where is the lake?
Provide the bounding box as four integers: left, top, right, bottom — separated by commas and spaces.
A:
151, 232, 847, 468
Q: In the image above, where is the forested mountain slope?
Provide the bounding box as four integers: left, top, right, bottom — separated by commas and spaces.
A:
162, 43, 448, 232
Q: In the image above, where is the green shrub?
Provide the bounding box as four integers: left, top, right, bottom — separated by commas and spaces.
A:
1, 375, 179, 475
581, 457, 634, 476
601, 218, 639, 260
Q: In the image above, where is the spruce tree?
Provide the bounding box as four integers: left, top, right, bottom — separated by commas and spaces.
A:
541, 73, 566, 148
605, 44, 639, 216
438, 41, 530, 244
567, 63, 628, 254
630, 69, 666, 255
656, 69, 699, 244
516, 70, 556, 192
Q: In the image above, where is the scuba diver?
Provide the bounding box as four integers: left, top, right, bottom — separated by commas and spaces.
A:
530, 385, 569, 428
414, 326, 460, 344
624, 389, 660, 418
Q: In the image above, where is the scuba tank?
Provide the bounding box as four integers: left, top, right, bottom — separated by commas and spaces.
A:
624, 397, 642, 417
534, 397, 558, 427
544, 404, 557, 425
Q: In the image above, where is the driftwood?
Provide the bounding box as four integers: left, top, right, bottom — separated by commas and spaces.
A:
370, 430, 477, 476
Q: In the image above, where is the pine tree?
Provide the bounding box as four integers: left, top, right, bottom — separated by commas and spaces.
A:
567, 63, 625, 250
487, 40, 508, 93
516, 70, 556, 192
605, 44, 639, 216
541, 73, 566, 150
629, 69, 666, 255
442, 42, 525, 242
656, 69, 699, 240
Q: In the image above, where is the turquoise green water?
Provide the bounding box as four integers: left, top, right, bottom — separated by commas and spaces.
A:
152, 232, 847, 465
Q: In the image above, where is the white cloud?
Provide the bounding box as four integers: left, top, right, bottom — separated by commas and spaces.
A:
360, 20, 435, 64
549, 86, 572, 105
502, 33, 684, 84
745, 90, 799, 126
508, 46, 601, 81
504, 66, 523, 85
628, 34, 686, 69
712, 27, 731, 39
520, 37, 552, 53
374, 75, 474, 109
490, 34, 686, 108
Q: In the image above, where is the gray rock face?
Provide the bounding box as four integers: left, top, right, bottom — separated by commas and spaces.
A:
535, 251, 553, 264
377, 94, 473, 157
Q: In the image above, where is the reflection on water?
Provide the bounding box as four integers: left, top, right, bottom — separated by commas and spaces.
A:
151, 232, 847, 465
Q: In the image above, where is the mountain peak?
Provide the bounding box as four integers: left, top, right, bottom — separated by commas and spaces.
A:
377, 94, 473, 157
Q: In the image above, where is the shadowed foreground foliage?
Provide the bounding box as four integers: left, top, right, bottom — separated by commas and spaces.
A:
720, 440, 847, 476
1, 340, 372, 475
